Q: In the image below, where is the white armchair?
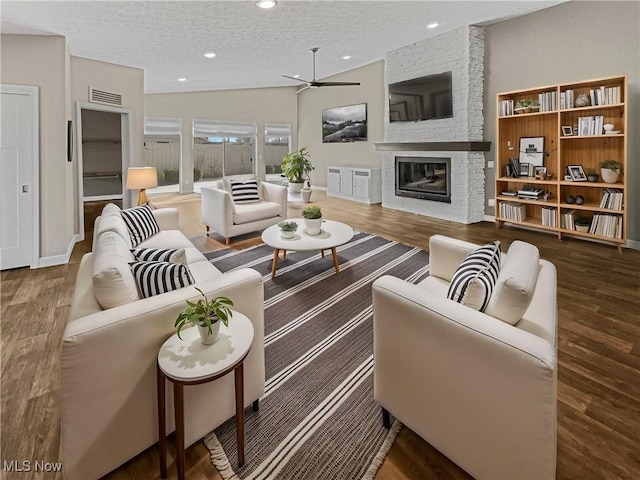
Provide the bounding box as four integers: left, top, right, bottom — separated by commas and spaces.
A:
201, 180, 287, 244
373, 235, 557, 480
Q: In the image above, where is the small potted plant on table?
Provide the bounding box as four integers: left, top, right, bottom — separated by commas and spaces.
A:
278, 220, 298, 239
301, 205, 322, 235
585, 168, 599, 183
175, 288, 234, 345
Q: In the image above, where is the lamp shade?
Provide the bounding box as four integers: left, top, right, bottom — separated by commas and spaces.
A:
127, 167, 158, 189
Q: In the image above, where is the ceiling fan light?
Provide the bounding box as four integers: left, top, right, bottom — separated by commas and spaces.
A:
255, 0, 277, 9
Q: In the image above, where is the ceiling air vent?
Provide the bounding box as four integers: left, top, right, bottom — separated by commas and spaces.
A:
89, 87, 123, 107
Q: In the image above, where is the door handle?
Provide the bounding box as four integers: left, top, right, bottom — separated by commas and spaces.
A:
22, 185, 29, 193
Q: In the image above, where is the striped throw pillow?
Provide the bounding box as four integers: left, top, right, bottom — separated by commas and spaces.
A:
131, 248, 187, 265
130, 261, 195, 298
230, 179, 261, 204
120, 204, 160, 247
447, 241, 501, 312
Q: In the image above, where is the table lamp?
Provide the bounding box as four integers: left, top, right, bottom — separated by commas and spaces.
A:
127, 167, 158, 205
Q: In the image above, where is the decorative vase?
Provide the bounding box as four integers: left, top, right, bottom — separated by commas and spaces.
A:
197, 320, 221, 345
280, 229, 295, 239
600, 168, 619, 184
566, 195, 575, 204
575, 195, 584, 205
301, 188, 312, 203
304, 217, 322, 235
288, 182, 304, 194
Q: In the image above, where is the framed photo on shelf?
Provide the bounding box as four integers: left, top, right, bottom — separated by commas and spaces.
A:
519, 136, 544, 167
534, 166, 547, 179
561, 125, 573, 136
567, 165, 587, 182
519, 162, 531, 177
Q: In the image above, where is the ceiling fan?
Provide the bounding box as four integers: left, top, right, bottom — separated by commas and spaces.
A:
282, 47, 361, 92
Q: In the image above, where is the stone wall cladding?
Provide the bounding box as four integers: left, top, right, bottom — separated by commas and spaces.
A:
383, 25, 486, 224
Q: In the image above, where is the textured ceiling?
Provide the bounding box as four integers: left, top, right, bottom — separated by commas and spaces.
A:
1, 1, 566, 94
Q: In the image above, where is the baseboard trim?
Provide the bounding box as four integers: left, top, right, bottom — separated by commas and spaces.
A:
38, 234, 80, 268
626, 239, 640, 251
483, 214, 495, 222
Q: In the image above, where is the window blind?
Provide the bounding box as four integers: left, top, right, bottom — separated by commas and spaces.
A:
144, 116, 182, 135
193, 119, 257, 138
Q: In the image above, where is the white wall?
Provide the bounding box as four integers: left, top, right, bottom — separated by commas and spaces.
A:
1, 34, 74, 259
297, 61, 385, 187
144, 87, 297, 192
71, 56, 144, 216
484, 0, 640, 243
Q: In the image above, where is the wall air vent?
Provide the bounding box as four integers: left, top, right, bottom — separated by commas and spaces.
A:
89, 87, 123, 107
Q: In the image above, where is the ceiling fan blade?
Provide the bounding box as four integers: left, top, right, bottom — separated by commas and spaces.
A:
312, 81, 361, 87
281, 74, 311, 83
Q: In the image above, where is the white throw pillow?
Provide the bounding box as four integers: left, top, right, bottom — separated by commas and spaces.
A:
92, 231, 140, 309
131, 247, 187, 265
485, 241, 540, 325
120, 204, 160, 247
130, 261, 195, 298
447, 241, 501, 312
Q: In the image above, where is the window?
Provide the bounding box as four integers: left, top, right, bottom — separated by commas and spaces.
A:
144, 116, 182, 194
264, 123, 291, 180
192, 120, 257, 188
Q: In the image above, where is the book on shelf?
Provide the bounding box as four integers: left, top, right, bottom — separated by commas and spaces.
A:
499, 99, 514, 116
501, 190, 518, 197
499, 201, 527, 222
517, 186, 544, 199
542, 207, 557, 227
599, 189, 624, 210
561, 209, 576, 230
588, 213, 623, 239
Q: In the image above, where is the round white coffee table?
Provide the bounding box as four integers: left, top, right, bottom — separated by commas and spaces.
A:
157, 312, 254, 480
261, 218, 354, 279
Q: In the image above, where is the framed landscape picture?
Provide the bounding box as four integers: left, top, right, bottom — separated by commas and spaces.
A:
322, 103, 367, 143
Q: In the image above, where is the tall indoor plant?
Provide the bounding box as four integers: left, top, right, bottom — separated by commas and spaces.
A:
281, 147, 314, 193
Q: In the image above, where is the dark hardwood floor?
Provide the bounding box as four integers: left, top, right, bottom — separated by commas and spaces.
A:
1, 191, 638, 480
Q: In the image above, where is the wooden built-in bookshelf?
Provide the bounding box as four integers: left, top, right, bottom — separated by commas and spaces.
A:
496, 75, 628, 252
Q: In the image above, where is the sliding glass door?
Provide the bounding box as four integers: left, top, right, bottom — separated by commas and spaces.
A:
143, 116, 182, 194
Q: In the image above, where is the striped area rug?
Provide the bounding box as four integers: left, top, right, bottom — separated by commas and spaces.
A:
203, 232, 430, 480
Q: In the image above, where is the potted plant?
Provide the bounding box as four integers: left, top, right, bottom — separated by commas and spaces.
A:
529, 99, 540, 112
575, 216, 590, 233
599, 159, 623, 184
514, 99, 532, 113
278, 220, 298, 239
174, 288, 234, 345
301, 205, 322, 235
585, 168, 599, 183
281, 147, 314, 193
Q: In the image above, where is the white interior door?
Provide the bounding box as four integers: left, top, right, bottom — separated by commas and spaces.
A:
1, 86, 38, 270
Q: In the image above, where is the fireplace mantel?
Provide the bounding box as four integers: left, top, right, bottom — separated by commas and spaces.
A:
375, 141, 491, 152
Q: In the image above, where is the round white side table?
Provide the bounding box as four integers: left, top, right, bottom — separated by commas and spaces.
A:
157, 312, 254, 480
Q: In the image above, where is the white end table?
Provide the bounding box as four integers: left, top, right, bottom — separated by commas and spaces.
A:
261, 218, 354, 279
157, 312, 254, 480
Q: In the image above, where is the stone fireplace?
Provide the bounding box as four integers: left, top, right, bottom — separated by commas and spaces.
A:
395, 156, 451, 203
378, 25, 487, 224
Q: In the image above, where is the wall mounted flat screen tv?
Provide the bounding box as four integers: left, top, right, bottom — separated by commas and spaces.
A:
322, 103, 367, 143
389, 71, 453, 122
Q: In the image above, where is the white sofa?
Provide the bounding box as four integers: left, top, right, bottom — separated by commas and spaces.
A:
62, 203, 265, 480
201, 179, 287, 245
373, 234, 557, 480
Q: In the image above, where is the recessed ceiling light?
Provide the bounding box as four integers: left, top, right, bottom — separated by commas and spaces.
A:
293, 74, 300, 78
427, 22, 440, 29
255, 0, 277, 8
203, 52, 216, 59
342, 55, 352, 60
177, 78, 187, 82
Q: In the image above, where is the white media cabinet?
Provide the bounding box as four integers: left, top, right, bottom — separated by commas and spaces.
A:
326, 166, 382, 204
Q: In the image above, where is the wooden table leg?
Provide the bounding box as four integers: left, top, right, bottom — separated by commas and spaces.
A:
331, 247, 340, 274
283, 250, 287, 259
271, 248, 280, 279
321, 249, 325, 258
174, 383, 185, 480
235, 363, 245, 467
157, 365, 167, 479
